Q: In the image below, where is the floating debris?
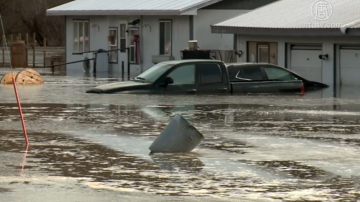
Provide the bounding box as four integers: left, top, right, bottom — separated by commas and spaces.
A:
149, 114, 204, 153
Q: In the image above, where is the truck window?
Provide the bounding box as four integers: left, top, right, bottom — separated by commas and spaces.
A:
239, 67, 263, 80
136, 63, 174, 82
264, 66, 296, 81
198, 63, 223, 84
167, 64, 195, 85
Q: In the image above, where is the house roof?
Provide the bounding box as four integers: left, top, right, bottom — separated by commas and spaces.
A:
46, 0, 222, 16
211, 0, 360, 36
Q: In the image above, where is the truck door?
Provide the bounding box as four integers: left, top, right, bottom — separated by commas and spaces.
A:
157, 63, 198, 94
197, 63, 229, 94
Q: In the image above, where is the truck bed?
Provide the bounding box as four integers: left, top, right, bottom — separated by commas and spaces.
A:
231, 80, 303, 94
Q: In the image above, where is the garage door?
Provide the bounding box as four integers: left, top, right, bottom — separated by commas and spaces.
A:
290, 45, 322, 82
340, 46, 360, 86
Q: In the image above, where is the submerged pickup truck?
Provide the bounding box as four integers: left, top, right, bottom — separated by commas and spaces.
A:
86, 59, 328, 95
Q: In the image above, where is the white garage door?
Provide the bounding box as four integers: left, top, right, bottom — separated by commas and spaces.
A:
290, 45, 322, 82
340, 47, 360, 86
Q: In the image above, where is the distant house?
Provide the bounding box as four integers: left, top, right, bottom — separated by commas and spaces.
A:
211, 0, 360, 93
46, 0, 276, 77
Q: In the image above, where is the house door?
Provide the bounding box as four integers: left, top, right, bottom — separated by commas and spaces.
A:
119, 21, 128, 77
247, 42, 278, 65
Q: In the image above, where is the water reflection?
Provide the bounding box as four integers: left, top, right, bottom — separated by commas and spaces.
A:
3, 102, 360, 137
0, 187, 11, 193
240, 160, 337, 180
20, 144, 29, 175
149, 153, 204, 173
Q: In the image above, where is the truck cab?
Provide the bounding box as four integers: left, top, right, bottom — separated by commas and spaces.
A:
86, 59, 311, 95
87, 60, 232, 94
153, 60, 231, 94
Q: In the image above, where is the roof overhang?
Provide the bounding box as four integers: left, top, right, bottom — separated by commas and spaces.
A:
211, 26, 360, 37
47, 10, 184, 16
179, 0, 222, 15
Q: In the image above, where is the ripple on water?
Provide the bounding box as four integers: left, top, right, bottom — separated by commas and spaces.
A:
2, 84, 360, 201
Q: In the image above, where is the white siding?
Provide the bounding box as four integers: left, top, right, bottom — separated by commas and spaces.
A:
66, 15, 140, 77
64, 10, 252, 77
66, 15, 189, 77
142, 15, 190, 72
237, 35, 360, 92
193, 10, 249, 50
66, 16, 108, 76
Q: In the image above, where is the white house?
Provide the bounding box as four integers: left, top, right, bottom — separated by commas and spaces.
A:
46, 0, 277, 77
211, 0, 360, 96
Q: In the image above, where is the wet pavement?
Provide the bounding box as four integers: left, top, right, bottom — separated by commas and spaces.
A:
1, 68, 360, 201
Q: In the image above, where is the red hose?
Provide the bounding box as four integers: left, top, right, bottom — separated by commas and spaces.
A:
11, 77, 29, 146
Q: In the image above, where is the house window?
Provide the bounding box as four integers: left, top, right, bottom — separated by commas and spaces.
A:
258, 45, 269, 63
120, 23, 126, 53
108, 27, 118, 63
159, 20, 172, 55
129, 27, 139, 63
73, 20, 89, 52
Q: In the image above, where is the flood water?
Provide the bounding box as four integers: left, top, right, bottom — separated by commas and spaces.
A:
1, 68, 360, 201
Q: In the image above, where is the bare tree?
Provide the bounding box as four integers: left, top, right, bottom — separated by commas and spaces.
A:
0, 0, 22, 36
2, 0, 71, 46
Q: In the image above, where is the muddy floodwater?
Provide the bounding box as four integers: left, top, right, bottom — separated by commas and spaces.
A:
1, 68, 360, 201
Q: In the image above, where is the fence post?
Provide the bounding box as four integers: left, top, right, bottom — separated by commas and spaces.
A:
43, 37, 47, 68
2, 48, 4, 67
121, 61, 124, 80
33, 33, 36, 67
43, 51, 46, 68
25, 33, 29, 46
127, 48, 130, 79
1, 34, 4, 67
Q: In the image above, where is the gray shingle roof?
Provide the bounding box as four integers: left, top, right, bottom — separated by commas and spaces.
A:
213, 0, 360, 29
46, 0, 222, 16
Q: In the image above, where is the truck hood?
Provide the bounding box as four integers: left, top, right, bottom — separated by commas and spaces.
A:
86, 81, 152, 94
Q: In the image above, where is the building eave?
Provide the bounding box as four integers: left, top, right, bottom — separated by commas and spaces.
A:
46, 10, 184, 16
211, 26, 360, 37
179, 0, 222, 14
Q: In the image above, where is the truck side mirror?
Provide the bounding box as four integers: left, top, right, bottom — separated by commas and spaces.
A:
159, 77, 174, 87
165, 77, 174, 85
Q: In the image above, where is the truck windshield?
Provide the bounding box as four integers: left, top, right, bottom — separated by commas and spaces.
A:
134, 63, 174, 83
